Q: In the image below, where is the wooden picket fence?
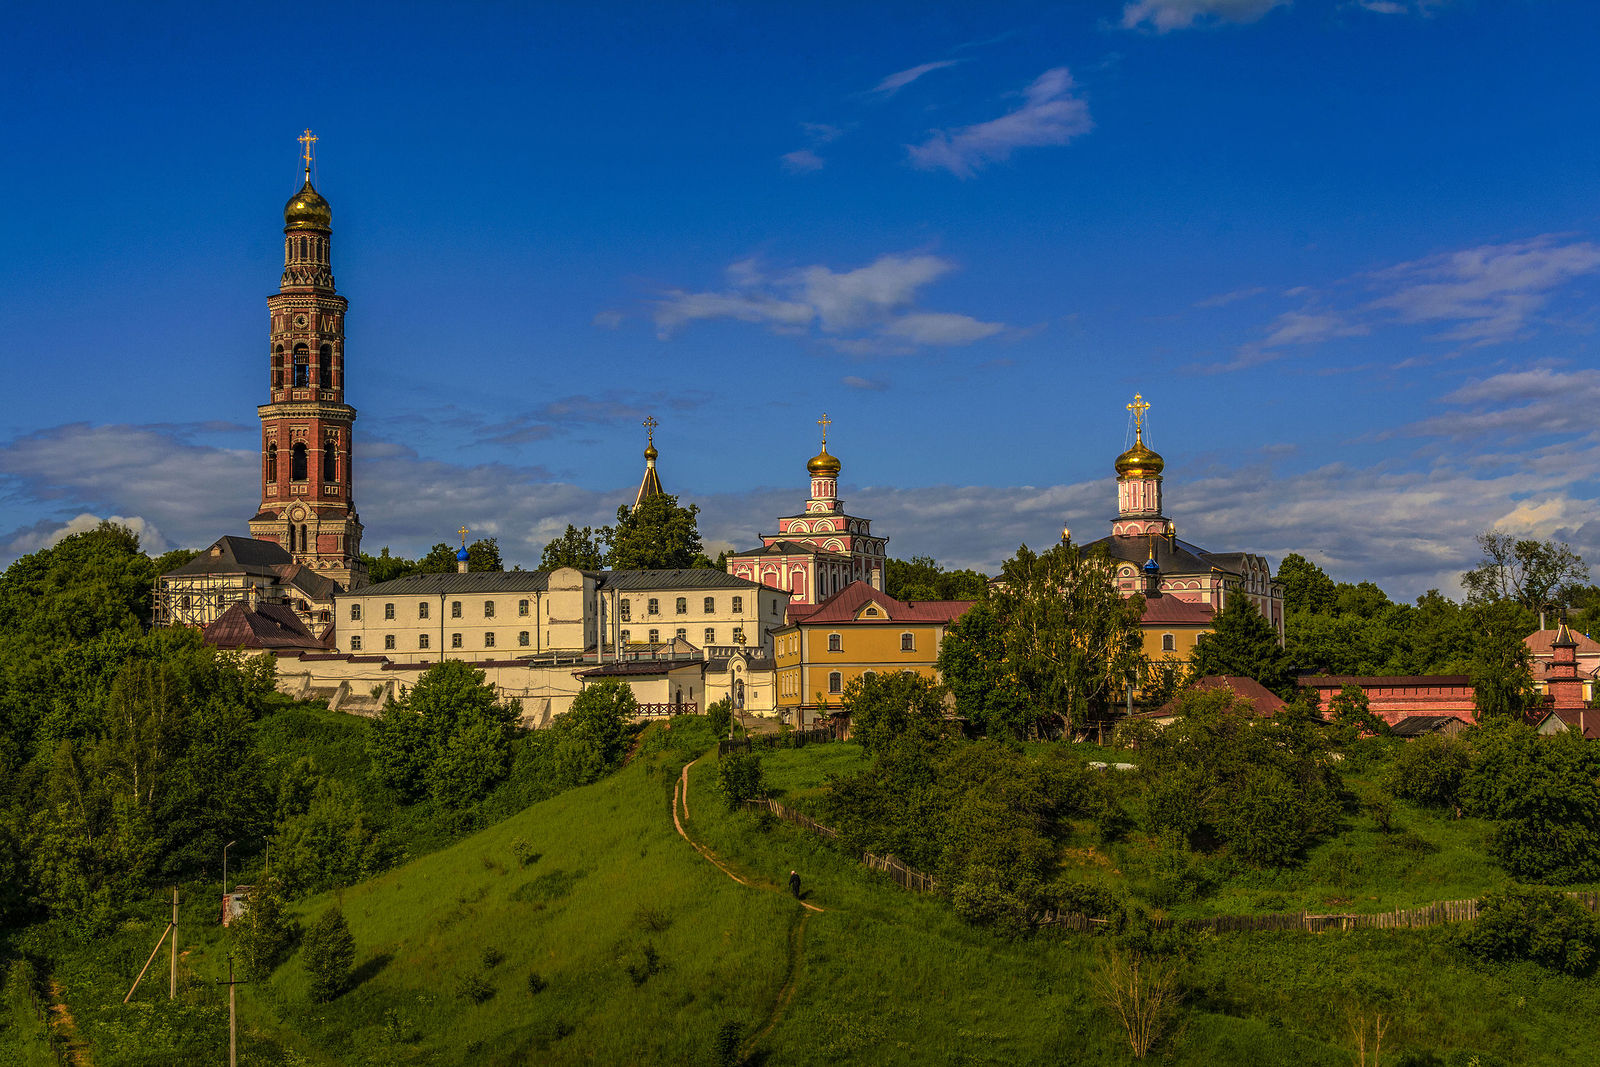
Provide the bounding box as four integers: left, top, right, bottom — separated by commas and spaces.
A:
740, 796, 1600, 937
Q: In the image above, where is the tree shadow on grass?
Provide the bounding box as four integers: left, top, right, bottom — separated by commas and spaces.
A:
349, 952, 393, 990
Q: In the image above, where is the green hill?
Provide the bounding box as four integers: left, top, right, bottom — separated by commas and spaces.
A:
32, 727, 1600, 1066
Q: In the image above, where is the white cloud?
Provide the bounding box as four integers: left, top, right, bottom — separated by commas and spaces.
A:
653, 252, 1003, 352
781, 149, 825, 174
907, 67, 1093, 179
4, 512, 168, 556
841, 375, 888, 391
1121, 0, 1289, 32
1365, 236, 1600, 344
872, 60, 961, 96
591, 309, 624, 329
879, 311, 1005, 346
1412, 368, 1600, 439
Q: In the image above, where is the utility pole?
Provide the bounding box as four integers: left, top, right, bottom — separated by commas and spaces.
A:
170, 885, 178, 999
227, 955, 238, 1067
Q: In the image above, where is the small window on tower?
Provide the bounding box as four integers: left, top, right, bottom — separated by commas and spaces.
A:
291, 443, 308, 481
319, 344, 332, 387
293, 344, 309, 387
266, 444, 278, 481
272, 345, 284, 388
323, 442, 336, 482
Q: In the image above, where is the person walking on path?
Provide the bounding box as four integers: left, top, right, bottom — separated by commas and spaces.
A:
789, 870, 801, 899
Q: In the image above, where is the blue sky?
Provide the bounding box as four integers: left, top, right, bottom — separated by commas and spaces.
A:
3, 0, 1598, 599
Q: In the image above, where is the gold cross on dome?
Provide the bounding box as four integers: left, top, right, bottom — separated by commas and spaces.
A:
817, 412, 831, 446
1127, 394, 1150, 439
642, 415, 658, 446
458, 526, 469, 548
298, 129, 317, 174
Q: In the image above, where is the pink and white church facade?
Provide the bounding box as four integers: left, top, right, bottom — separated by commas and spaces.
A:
1081, 395, 1284, 640
725, 419, 889, 614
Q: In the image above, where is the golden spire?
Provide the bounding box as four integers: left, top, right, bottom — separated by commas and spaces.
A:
1127, 393, 1150, 443
817, 412, 831, 447
298, 128, 318, 181
642, 415, 658, 448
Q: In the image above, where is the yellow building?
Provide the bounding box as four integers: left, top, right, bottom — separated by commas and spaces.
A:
773, 581, 973, 725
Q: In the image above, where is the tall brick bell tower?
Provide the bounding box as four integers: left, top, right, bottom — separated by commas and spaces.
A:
248, 131, 368, 589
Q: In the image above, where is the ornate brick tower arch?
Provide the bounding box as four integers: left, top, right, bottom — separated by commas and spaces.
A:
248, 131, 368, 589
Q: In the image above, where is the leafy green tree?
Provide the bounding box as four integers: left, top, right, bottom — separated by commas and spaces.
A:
270, 778, 385, 895
937, 602, 1032, 740
886, 556, 988, 602
1387, 732, 1471, 809
304, 905, 355, 1002
368, 660, 520, 805
841, 671, 951, 757
602, 493, 704, 570
1275, 553, 1337, 615
715, 750, 764, 810
982, 542, 1147, 735
0, 521, 157, 641
540, 524, 605, 570
361, 547, 417, 584
551, 679, 637, 784
1326, 684, 1388, 743
1468, 599, 1539, 720
418, 537, 504, 574
1459, 720, 1600, 882
1462, 531, 1589, 610
1189, 596, 1293, 696
233, 876, 297, 979
704, 697, 732, 738
1462, 884, 1600, 975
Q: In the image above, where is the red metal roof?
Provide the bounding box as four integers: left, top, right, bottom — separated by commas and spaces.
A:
202, 601, 328, 651
1140, 596, 1214, 625
784, 581, 974, 626
1526, 628, 1600, 656
1148, 675, 1285, 719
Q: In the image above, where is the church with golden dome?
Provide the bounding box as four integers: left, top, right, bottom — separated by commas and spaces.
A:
1078, 395, 1284, 660
724, 415, 889, 612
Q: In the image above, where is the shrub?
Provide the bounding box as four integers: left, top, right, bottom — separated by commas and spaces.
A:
527, 971, 547, 995
705, 697, 733, 738
625, 943, 663, 986
1460, 722, 1600, 882
233, 876, 297, 979
1460, 884, 1600, 975
454, 971, 495, 1003
716, 750, 764, 811
635, 904, 671, 933
481, 946, 505, 969
304, 906, 355, 1002
713, 1021, 745, 1067
1387, 732, 1470, 809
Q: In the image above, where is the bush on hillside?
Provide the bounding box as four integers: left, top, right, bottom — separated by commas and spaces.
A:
304, 905, 355, 1002
550, 679, 637, 785
1459, 721, 1600, 882
368, 660, 520, 807
270, 778, 388, 896
232, 876, 297, 979
1460, 884, 1600, 975
716, 750, 764, 811
1387, 732, 1471, 809
705, 698, 732, 738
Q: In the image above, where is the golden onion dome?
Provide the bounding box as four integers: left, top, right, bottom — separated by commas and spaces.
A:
807, 446, 841, 477
284, 180, 332, 231
644, 444, 659, 461
1114, 439, 1164, 478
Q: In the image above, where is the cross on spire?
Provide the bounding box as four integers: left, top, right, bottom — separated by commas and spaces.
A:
298, 129, 317, 179
1127, 393, 1150, 441
458, 526, 468, 549
817, 412, 831, 446
642, 415, 658, 447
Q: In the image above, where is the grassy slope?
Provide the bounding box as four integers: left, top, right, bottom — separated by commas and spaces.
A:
60, 734, 1600, 1065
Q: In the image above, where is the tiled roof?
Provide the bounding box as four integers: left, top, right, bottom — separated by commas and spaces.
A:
598, 569, 768, 591
1525, 628, 1600, 656
1152, 675, 1285, 718
163, 535, 293, 578
276, 564, 338, 600
1141, 596, 1214, 625
785, 581, 974, 626
202, 601, 327, 651
1301, 674, 1472, 688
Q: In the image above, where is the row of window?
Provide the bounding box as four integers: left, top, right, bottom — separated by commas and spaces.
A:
823, 633, 916, 652
355, 598, 534, 621
619, 595, 743, 621
618, 627, 744, 645
265, 442, 338, 483
272, 343, 339, 390
353, 631, 536, 652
